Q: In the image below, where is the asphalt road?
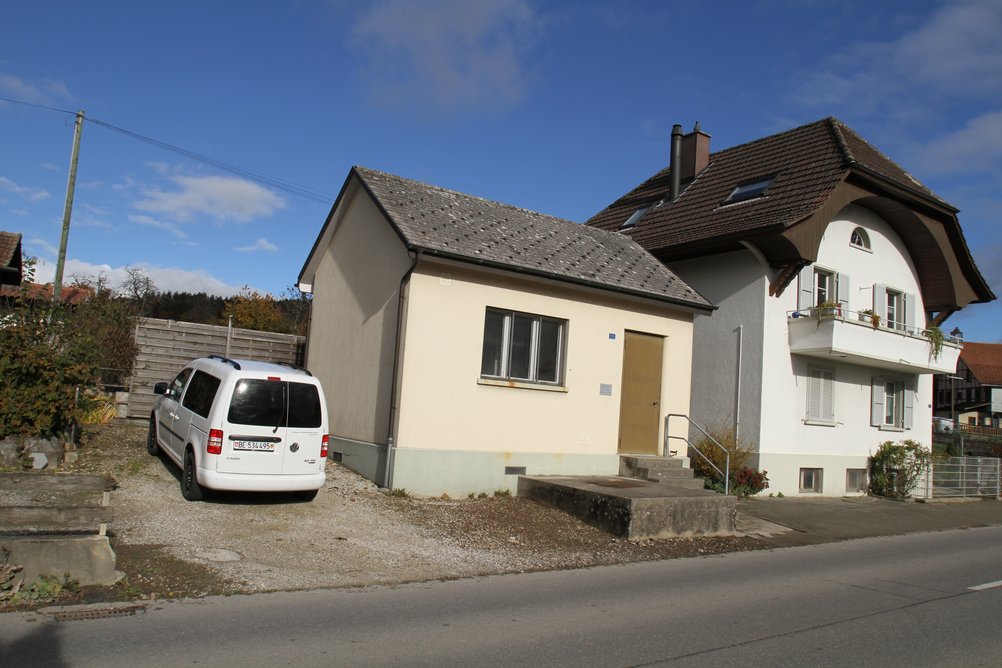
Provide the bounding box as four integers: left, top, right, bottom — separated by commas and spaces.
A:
2, 526, 1001, 667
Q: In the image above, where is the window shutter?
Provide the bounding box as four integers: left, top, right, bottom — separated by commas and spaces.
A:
837, 273, 850, 313
808, 368, 835, 422
873, 284, 887, 321
821, 369, 834, 421
798, 265, 814, 310
903, 379, 915, 429
904, 293, 917, 334
871, 377, 884, 427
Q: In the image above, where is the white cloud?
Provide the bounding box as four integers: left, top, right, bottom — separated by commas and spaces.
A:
25, 237, 58, 257
794, 0, 1002, 114
0, 73, 72, 105
908, 111, 1002, 175
135, 175, 285, 223
129, 214, 191, 241
350, 0, 541, 117
0, 175, 51, 202
236, 238, 279, 252
31, 258, 245, 297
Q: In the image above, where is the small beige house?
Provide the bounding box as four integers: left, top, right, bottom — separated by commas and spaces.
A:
298, 167, 712, 495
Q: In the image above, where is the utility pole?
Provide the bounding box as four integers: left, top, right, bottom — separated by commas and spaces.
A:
53, 109, 84, 302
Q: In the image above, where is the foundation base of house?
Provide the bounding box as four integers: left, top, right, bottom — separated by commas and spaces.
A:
330, 438, 621, 496
517, 475, 737, 539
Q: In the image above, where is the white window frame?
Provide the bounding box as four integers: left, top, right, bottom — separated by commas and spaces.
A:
806, 366, 835, 425
800, 468, 823, 493
873, 284, 915, 333
480, 308, 567, 386
797, 265, 850, 312
850, 227, 871, 251
846, 468, 867, 493
871, 376, 914, 430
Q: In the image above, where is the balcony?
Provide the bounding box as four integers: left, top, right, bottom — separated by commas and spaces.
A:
787, 307, 961, 374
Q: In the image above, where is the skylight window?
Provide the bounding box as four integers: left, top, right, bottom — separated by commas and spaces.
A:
619, 206, 649, 230
724, 176, 775, 204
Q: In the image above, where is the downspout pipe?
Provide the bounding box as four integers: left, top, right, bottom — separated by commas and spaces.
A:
669, 124, 683, 202
383, 249, 422, 489
735, 325, 743, 442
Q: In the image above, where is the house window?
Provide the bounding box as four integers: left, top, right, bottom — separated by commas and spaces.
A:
619, 206, 649, 230
814, 269, 834, 306
850, 227, 870, 250
871, 376, 912, 430
797, 265, 848, 312
481, 308, 566, 385
806, 367, 835, 424
886, 289, 904, 330
800, 468, 823, 493
846, 469, 867, 493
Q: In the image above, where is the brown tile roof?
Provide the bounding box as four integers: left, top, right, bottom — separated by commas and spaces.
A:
352, 166, 711, 310
960, 342, 1002, 387
0, 231, 22, 285
586, 117, 951, 256
0, 282, 94, 305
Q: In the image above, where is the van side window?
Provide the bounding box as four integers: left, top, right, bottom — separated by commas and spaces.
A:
167, 368, 192, 401
181, 371, 221, 419
288, 383, 322, 428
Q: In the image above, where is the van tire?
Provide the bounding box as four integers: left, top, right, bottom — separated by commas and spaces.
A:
146, 416, 160, 456
182, 449, 204, 502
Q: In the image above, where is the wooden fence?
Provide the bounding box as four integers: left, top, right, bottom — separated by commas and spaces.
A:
126, 318, 305, 419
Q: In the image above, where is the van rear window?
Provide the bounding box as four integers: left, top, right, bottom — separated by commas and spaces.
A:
227, 379, 322, 428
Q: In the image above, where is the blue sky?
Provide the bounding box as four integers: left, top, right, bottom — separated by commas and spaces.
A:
1, 1, 1000, 341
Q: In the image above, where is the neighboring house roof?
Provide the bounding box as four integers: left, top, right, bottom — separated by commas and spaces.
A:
587, 117, 993, 314
0, 231, 22, 286
300, 166, 712, 311
0, 282, 94, 305
960, 342, 1002, 387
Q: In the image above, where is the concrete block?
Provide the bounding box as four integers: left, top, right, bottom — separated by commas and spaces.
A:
518, 475, 736, 539
0, 535, 120, 586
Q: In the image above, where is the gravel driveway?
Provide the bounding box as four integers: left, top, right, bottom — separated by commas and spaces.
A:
63, 421, 759, 601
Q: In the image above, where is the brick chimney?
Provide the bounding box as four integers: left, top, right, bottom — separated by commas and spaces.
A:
678, 122, 711, 182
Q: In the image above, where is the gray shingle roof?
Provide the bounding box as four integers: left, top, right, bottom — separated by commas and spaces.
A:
354, 166, 711, 310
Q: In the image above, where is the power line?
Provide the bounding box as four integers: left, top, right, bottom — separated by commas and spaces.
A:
0, 95, 337, 204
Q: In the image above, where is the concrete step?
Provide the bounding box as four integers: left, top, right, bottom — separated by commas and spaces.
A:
642, 474, 705, 490
518, 475, 736, 538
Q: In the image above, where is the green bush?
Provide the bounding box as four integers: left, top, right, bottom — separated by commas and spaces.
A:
0, 304, 95, 440
690, 426, 768, 496
869, 439, 931, 499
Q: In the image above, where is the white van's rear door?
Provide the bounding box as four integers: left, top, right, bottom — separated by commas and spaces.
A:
219, 378, 288, 475
282, 381, 325, 475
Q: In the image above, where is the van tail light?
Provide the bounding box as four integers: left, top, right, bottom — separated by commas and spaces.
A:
321, 435, 329, 459
208, 429, 223, 455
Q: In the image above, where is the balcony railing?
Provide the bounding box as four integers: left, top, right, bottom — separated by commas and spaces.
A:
787, 306, 961, 374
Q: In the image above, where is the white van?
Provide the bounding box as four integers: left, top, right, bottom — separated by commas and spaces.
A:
147, 355, 328, 501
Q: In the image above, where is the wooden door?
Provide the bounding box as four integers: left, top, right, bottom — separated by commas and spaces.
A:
618, 331, 664, 454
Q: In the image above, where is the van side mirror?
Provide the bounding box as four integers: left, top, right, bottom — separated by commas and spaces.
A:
153, 382, 168, 395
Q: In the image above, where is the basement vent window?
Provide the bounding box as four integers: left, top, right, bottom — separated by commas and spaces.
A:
724, 176, 775, 204
619, 206, 649, 230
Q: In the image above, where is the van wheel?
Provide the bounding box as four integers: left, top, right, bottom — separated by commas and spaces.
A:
181, 449, 204, 502
296, 489, 319, 502
146, 416, 160, 456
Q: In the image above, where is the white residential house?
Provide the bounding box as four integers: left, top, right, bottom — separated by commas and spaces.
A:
298, 166, 713, 496
587, 118, 994, 496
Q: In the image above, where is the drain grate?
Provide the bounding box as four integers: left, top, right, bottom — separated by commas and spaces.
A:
51, 605, 145, 622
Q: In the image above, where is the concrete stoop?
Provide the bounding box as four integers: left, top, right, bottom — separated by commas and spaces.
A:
619, 455, 706, 490
1, 535, 121, 586
517, 475, 736, 539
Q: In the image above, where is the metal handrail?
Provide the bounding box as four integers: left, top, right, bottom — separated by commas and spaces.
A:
664, 413, 729, 495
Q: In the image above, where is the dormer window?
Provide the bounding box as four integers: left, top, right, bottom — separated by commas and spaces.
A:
850, 227, 871, 250
724, 175, 775, 205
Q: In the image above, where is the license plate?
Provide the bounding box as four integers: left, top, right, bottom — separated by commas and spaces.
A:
232, 440, 275, 452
